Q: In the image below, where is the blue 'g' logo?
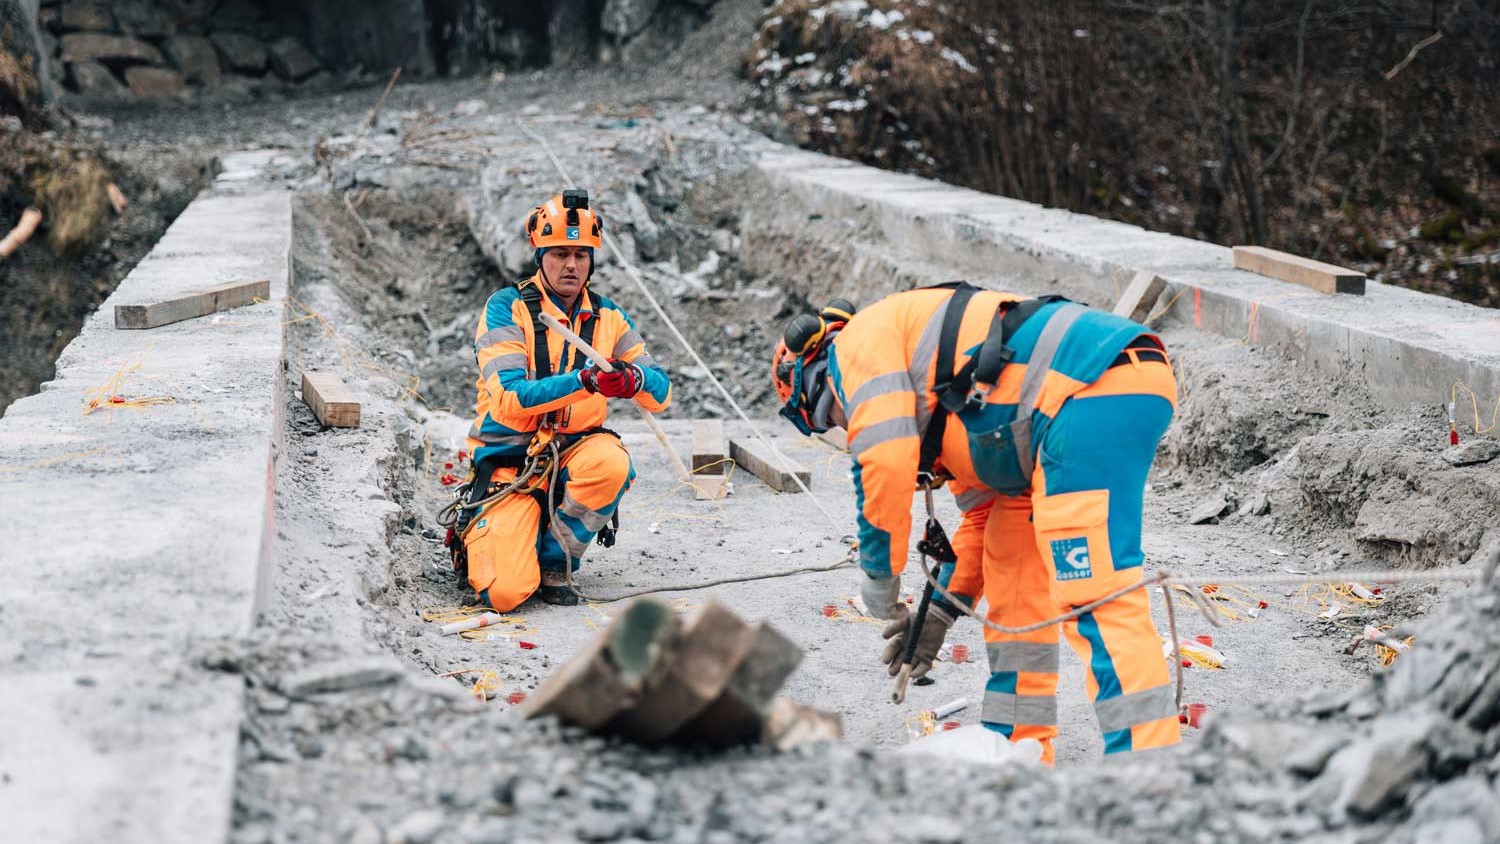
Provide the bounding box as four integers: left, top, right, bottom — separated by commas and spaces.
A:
566, 227, 580, 240
1051, 537, 1092, 581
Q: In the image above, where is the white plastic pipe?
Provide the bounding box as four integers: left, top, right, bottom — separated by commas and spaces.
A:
930, 697, 969, 720
440, 612, 506, 636
537, 311, 691, 483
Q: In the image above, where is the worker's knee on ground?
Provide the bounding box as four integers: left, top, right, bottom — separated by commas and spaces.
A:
1032, 488, 1137, 605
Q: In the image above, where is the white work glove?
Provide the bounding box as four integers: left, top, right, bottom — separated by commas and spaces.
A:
860, 573, 902, 620
880, 603, 958, 679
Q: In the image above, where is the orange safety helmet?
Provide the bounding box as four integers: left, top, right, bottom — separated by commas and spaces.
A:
524, 188, 604, 250
772, 299, 856, 435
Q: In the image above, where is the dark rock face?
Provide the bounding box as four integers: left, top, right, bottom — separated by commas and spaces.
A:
22, 0, 725, 104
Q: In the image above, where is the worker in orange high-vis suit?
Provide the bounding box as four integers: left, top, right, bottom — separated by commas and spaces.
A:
457, 188, 671, 609
772, 283, 1180, 763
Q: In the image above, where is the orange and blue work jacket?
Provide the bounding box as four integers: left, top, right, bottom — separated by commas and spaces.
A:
466, 271, 671, 466
826, 287, 1157, 601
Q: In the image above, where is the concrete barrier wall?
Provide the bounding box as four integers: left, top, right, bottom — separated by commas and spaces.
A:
742, 148, 1500, 409
0, 152, 291, 843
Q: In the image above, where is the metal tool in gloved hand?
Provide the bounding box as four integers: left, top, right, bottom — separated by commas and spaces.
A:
891, 489, 960, 703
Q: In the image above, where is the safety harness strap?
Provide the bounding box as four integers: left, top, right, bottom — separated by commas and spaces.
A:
920, 282, 979, 480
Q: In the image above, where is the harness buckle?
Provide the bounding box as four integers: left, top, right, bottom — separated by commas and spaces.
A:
964, 381, 991, 410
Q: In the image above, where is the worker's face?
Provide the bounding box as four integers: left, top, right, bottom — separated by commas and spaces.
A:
542, 247, 591, 303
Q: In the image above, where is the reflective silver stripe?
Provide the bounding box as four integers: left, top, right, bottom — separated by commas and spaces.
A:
556, 491, 611, 534
1094, 685, 1177, 735
986, 640, 1061, 674
849, 416, 918, 455
481, 353, 529, 380
981, 690, 1058, 726
954, 486, 996, 513
611, 330, 644, 358
848, 371, 914, 414
908, 299, 951, 439
633, 353, 659, 370
1013, 303, 1087, 480
548, 520, 591, 559
476, 325, 525, 350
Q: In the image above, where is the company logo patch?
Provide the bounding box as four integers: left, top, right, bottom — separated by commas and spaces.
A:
476, 519, 487, 530
566, 226, 580, 240
1050, 537, 1092, 581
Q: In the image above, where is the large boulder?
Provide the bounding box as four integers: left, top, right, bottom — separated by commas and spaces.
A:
163, 34, 221, 84
124, 65, 185, 97
68, 59, 127, 97
114, 1, 176, 38
210, 32, 269, 74
267, 36, 320, 81
60, 32, 165, 65
601, 0, 662, 38
58, 0, 111, 32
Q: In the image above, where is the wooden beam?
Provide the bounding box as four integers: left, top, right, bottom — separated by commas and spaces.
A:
691, 473, 729, 501
727, 438, 811, 493
1112, 270, 1168, 323
114, 279, 270, 329
691, 419, 726, 474
300, 371, 361, 428
1232, 246, 1365, 295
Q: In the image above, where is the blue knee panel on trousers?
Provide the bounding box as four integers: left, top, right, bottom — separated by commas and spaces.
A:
1038, 393, 1173, 572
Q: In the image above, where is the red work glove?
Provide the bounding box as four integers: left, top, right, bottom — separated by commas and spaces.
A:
580, 359, 644, 398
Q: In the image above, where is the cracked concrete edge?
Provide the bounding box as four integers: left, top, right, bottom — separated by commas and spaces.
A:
0, 152, 293, 844
747, 147, 1500, 409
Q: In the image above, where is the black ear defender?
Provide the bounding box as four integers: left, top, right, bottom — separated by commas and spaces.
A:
783, 313, 826, 355
820, 298, 856, 324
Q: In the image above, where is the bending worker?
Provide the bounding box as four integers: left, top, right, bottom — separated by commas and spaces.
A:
772, 283, 1179, 762
455, 189, 670, 608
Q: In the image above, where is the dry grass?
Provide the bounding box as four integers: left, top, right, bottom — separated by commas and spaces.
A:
0, 25, 41, 124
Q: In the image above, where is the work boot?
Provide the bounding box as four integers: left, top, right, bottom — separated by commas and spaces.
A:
539, 570, 580, 606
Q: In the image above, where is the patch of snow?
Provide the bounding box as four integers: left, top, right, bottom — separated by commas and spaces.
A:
940, 47, 977, 73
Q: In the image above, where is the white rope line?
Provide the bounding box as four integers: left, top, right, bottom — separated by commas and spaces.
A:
517, 118, 850, 535
1161, 568, 1483, 588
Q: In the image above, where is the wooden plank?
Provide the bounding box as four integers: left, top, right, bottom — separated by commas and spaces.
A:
1232, 246, 1365, 295
691, 473, 729, 501
114, 278, 269, 329
300, 371, 361, 428
691, 419, 726, 474
1112, 270, 1168, 323
727, 438, 811, 493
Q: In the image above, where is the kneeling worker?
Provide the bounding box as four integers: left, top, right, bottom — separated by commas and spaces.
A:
456, 189, 671, 608
772, 283, 1180, 762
